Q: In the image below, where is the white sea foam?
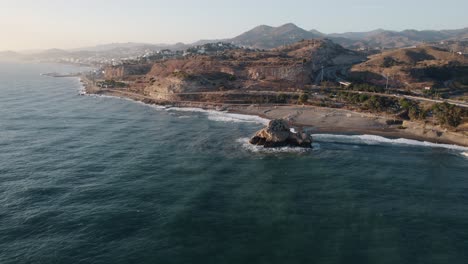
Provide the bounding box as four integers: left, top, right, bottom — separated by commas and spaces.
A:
206, 112, 270, 125
311, 143, 321, 150
165, 107, 210, 113
312, 134, 468, 152
85, 93, 269, 124
237, 138, 312, 153
166, 107, 269, 125
461, 152, 468, 159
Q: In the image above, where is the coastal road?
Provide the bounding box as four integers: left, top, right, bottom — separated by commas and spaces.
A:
144, 89, 468, 108
244, 89, 468, 108
87, 73, 468, 109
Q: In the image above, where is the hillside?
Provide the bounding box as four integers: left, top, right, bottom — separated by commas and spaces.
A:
330, 28, 468, 49
4, 24, 467, 65
350, 45, 468, 94
102, 39, 364, 100
227, 23, 324, 49
209, 24, 468, 50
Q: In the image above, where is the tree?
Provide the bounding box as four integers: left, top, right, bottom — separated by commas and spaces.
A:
358, 94, 369, 103
298, 93, 309, 104
432, 102, 463, 127
276, 93, 287, 104
365, 95, 382, 111
399, 98, 411, 110
408, 105, 427, 120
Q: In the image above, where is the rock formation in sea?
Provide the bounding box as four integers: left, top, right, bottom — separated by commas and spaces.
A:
249, 119, 313, 148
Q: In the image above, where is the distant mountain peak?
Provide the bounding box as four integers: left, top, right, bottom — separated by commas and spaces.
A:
278, 23, 300, 29
251, 24, 274, 30
230, 23, 323, 49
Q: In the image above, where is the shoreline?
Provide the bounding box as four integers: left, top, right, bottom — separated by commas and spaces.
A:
80, 77, 468, 147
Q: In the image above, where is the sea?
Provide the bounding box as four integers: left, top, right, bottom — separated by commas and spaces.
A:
1, 62, 468, 264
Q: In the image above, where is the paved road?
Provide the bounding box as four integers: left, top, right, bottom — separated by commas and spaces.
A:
89, 73, 468, 109
145, 89, 468, 108
309, 66, 468, 108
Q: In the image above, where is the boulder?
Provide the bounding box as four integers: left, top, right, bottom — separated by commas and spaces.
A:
249, 119, 313, 148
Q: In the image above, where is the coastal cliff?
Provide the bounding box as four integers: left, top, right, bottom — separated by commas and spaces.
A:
102, 39, 365, 96
84, 38, 467, 147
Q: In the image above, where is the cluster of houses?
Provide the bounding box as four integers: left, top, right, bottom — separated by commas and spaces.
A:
136, 42, 242, 63
434, 40, 468, 55
42, 41, 250, 67
185, 42, 239, 55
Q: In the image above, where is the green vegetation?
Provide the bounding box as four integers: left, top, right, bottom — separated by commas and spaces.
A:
399, 98, 412, 109
364, 95, 391, 112
298, 93, 309, 104
172, 71, 195, 80
411, 66, 468, 83
399, 98, 427, 120
337, 92, 465, 128
227, 74, 237, 81
432, 102, 464, 127
276, 93, 288, 104
348, 83, 385, 93
381, 57, 400, 68
337, 92, 396, 112
97, 80, 127, 88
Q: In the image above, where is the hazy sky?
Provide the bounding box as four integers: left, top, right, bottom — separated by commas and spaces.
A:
1, 0, 467, 51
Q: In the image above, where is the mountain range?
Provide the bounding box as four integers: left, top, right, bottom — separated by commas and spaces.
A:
1, 23, 467, 60
222, 23, 468, 50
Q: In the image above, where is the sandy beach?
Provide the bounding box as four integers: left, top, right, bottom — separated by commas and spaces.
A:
81, 78, 468, 147
231, 105, 468, 146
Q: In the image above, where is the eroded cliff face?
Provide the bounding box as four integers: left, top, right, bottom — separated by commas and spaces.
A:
247, 65, 306, 81
104, 64, 152, 80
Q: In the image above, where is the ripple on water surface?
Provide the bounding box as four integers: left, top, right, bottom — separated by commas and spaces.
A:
1, 62, 468, 264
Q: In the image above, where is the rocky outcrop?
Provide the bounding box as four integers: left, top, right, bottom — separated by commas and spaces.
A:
249, 119, 313, 148
104, 64, 152, 80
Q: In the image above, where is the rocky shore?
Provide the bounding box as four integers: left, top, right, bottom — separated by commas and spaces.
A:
81, 77, 468, 147
250, 119, 313, 148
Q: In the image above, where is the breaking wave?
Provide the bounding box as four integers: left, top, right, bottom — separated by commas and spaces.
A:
166, 107, 269, 125
82, 88, 269, 125
237, 138, 313, 153
206, 112, 270, 125
312, 134, 468, 152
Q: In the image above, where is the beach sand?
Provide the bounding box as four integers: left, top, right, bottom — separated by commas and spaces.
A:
231, 105, 467, 146
81, 78, 468, 147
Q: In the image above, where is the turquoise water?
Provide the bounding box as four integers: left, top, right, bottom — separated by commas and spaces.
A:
1, 62, 468, 264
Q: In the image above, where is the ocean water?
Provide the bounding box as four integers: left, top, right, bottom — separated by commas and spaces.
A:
1, 62, 468, 264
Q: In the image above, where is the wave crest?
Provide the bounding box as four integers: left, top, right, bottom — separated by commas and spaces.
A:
166, 107, 269, 125
312, 134, 468, 152
237, 138, 312, 153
